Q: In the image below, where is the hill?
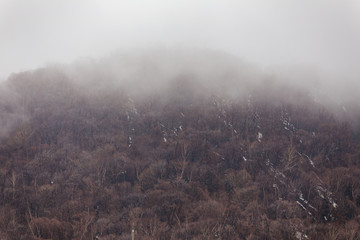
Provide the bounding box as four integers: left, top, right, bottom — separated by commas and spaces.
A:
1, 51, 360, 239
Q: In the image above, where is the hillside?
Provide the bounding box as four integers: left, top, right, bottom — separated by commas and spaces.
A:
1, 53, 360, 239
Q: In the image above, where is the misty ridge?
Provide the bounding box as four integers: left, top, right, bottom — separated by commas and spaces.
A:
2, 48, 360, 239
0, 48, 359, 139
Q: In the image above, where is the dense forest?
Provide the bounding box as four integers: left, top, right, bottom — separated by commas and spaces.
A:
1, 53, 360, 239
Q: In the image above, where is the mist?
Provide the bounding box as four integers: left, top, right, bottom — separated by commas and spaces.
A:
1, 0, 360, 79
1, 1, 360, 136
1, 47, 359, 138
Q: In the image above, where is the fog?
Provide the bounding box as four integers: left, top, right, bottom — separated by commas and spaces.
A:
0, 0, 360, 123
1, 0, 360, 79
0, 47, 360, 140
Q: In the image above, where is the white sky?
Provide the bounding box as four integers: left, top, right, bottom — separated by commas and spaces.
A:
1, 0, 360, 81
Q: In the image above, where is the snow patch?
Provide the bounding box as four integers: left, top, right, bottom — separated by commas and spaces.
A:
304, 154, 315, 167
295, 231, 309, 240
257, 132, 263, 142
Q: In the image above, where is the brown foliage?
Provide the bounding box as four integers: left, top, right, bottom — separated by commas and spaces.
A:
1, 72, 360, 239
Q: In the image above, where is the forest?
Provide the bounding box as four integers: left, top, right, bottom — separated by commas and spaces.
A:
0, 53, 360, 240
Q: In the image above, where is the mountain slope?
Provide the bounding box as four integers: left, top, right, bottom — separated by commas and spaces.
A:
1, 53, 360, 239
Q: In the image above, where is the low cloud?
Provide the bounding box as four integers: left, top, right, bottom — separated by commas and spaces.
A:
1, 48, 359, 138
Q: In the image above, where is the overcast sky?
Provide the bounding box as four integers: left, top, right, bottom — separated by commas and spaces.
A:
1, 0, 360, 81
